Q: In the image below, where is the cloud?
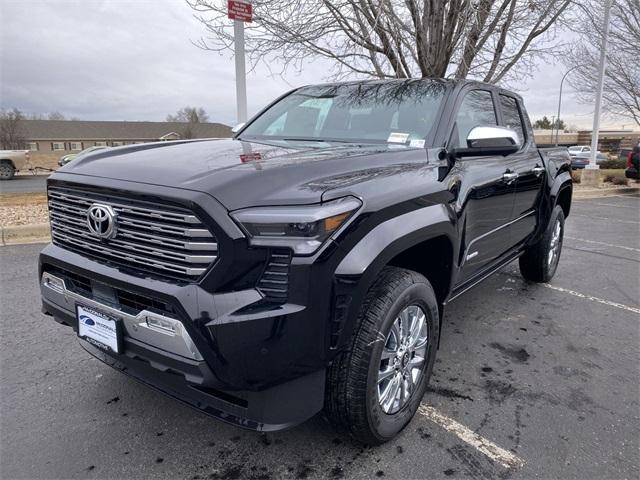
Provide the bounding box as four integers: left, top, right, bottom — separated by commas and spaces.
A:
0, 0, 326, 124
0, 0, 626, 129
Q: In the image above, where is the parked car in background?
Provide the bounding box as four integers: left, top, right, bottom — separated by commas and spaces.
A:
568, 145, 591, 157
619, 149, 632, 163
571, 151, 607, 169
626, 145, 640, 180
0, 150, 32, 180
59, 146, 109, 167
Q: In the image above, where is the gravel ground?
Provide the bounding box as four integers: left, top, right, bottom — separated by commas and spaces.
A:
0, 203, 49, 227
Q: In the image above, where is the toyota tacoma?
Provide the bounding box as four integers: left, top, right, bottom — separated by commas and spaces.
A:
39, 79, 572, 444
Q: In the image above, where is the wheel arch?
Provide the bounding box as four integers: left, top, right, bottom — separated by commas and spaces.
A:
554, 181, 572, 218
332, 204, 457, 352
0, 158, 16, 168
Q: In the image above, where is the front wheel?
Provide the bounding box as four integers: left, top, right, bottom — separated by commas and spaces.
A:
325, 267, 439, 445
0, 162, 15, 180
519, 205, 565, 282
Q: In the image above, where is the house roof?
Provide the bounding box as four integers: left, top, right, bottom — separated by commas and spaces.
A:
21, 119, 232, 140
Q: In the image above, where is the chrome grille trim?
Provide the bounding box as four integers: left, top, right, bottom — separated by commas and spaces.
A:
48, 190, 200, 224
48, 186, 218, 280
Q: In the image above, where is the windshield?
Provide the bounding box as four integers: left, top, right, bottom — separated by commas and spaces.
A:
240, 80, 446, 146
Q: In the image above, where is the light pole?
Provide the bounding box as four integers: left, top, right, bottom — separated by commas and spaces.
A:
555, 66, 580, 146
587, 0, 613, 170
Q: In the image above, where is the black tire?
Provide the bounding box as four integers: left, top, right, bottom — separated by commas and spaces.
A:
519, 205, 565, 282
325, 267, 439, 445
0, 161, 15, 180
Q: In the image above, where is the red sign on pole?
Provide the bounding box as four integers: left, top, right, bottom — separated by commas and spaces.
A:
228, 0, 252, 22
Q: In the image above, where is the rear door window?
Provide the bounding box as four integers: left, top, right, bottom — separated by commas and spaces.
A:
499, 95, 526, 146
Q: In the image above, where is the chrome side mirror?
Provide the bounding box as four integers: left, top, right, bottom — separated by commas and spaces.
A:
231, 122, 246, 134
467, 126, 520, 149
455, 126, 521, 158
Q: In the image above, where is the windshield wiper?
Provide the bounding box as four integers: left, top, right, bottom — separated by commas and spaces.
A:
283, 138, 360, 144
282, 138, 328, 142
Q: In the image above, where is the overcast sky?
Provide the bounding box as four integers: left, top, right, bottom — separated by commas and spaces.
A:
0, 0, 627, 129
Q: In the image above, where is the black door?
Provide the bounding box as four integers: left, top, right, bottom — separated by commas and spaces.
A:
498, 94, 545, 245
448, 89, 517, 283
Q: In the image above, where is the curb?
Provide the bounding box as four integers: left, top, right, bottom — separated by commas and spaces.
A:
573, 186, 640, 199
1, 223, 51, 246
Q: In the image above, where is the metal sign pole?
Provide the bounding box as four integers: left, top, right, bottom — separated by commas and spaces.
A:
587, 0, 612, 170
234, 19, 247, 124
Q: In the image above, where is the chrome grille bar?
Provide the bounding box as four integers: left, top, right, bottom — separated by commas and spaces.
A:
47, 186, 218, 280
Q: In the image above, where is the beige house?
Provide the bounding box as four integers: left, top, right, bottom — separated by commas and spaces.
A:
20, 119, 232, 170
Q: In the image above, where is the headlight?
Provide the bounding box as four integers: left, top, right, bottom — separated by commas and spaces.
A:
231, 196, 362, 255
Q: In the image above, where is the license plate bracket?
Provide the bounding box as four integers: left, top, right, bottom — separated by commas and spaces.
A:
76, 304, 123, 354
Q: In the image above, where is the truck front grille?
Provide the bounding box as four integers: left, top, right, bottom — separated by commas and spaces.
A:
48, 186, 218, 281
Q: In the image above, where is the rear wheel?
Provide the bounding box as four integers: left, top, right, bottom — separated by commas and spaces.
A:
325, 267, 439, 445
519, 205, 565, 282
0, 161, 15, 180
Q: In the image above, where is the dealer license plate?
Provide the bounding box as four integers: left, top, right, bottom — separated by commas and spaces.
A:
77, 304, 122, 354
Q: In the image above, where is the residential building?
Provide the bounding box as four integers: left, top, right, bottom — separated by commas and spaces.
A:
22, 119, 231, 153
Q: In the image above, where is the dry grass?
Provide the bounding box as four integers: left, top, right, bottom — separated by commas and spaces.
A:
28, 152, 61, 172
0, 192, 47, 207
571, 169, 631, 186
599, 169, 626, 177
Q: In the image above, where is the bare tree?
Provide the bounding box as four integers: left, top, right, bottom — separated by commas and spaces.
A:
166, 106, 210, 123
564, 0, 640, 126
167, 106, 210, 139
187, 0, 571, 84
48, 111, 66, 120
0, 109, 26, 150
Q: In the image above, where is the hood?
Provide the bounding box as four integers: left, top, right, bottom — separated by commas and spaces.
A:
57, 138, 436, 210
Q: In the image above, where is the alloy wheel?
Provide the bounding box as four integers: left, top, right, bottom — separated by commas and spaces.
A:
548, 219, 562, 267
377, 305, 429, 414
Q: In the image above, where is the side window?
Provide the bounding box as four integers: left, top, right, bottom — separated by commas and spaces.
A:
453, 90, 497, 147
499, 95, 525, 146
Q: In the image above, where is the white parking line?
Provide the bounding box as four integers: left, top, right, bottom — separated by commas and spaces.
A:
418, 404, 525, 470
609, 194, 640, 200
566, 236, 640, 253
580, 201, 637, 209
571, 214, 640, 225
542, 283, 640, 315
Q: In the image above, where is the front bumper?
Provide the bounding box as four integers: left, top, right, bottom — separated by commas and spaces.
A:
39, 243, 328, 431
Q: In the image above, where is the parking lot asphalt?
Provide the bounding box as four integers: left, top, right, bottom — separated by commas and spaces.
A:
0, 175, 49, 194
1, 195, 638, 480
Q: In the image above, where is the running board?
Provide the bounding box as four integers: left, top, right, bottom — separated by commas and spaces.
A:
444, 250, 524, 305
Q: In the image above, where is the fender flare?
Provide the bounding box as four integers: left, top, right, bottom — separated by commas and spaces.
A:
530, 172, 572, 244
335, 203, 456, 277
550, 171, 572, 202
332, 204, 457, 350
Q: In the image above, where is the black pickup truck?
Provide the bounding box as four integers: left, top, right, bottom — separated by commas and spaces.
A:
39, 79, 572, 444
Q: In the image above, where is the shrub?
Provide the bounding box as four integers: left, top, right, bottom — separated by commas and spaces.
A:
570, 170, 581, 183
611, 177, 628, 186
599, 159, 627, 169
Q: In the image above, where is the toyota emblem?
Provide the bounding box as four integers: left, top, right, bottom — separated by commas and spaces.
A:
86, 203, 117, 239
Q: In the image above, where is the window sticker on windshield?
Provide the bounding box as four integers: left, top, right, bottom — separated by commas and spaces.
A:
387, 132, 410, 144
409, 139, 425, 148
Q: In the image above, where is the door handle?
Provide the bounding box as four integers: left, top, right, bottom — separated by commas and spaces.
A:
532, 165, 545, 177
502, 171, 519, 184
